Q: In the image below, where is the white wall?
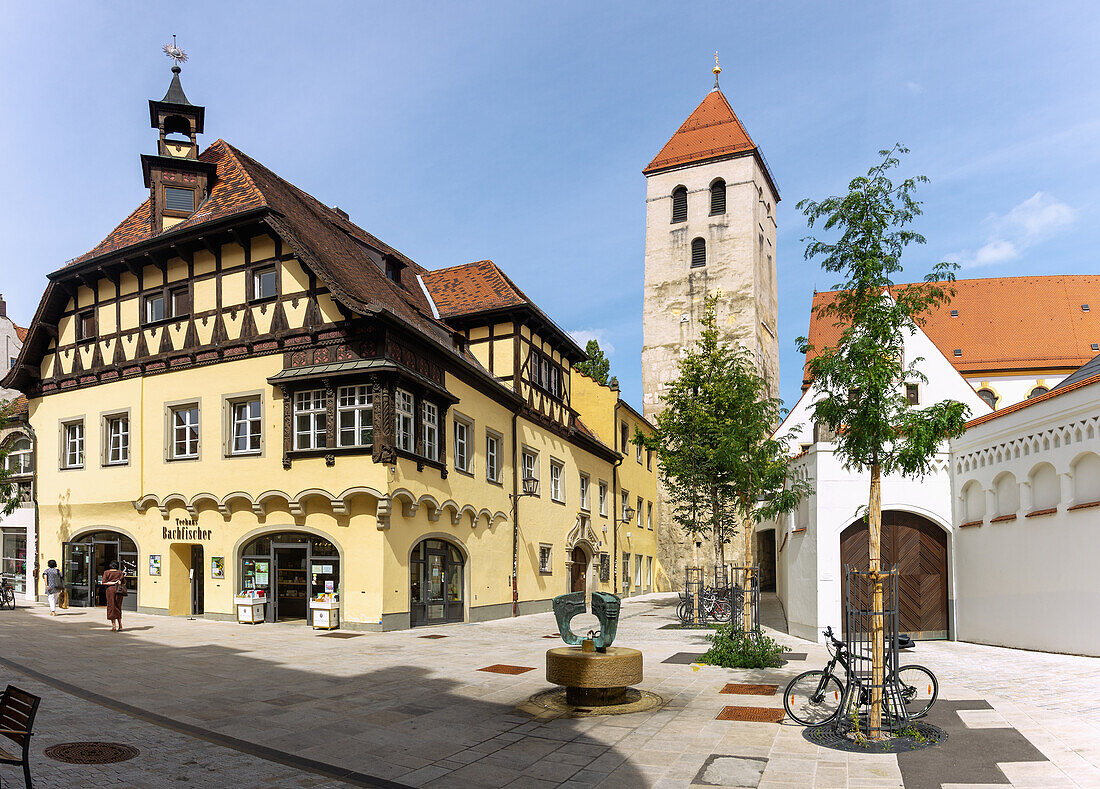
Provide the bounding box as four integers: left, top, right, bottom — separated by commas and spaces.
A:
951, 380, 1100, 656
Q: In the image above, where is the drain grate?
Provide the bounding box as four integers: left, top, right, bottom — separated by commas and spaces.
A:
45, 742, 140, 764
418, 634, 448, 639
319, 632, 362, 639
479, 664, 535, 675
716, 705, 785, 723
720, 683, 778, 696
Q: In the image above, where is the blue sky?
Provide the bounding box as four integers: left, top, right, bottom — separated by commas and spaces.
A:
2, 2, 1098, 411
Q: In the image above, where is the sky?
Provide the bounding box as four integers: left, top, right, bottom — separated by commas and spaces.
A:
1, 2, 1098, 412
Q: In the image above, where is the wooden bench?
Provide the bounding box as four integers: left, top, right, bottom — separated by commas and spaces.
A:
0, 685, 40, 789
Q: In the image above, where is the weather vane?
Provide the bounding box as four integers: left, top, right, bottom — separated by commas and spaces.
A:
713, 51, 722, 89
163, 34, 188, 66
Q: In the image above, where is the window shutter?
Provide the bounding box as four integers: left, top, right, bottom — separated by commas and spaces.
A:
691, 238, 706, 267
710, 180, 726, 214
671, 187, 687, 223
164, 187, 195, 212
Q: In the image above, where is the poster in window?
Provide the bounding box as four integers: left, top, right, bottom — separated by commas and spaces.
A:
149, 555, 161, 576
210, 556, 225, 579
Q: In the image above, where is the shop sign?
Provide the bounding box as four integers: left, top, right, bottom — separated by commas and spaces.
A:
163, 519, 213, 541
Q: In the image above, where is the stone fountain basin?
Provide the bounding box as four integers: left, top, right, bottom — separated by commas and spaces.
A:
546, 646, 643, 706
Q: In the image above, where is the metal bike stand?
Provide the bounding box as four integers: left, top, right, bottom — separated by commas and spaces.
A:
685, 567, 705, 625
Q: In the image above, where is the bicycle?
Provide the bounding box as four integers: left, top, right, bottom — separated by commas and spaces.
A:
676, 585, 736, 623
783, 626, 937, 726
0, 575, 16, 611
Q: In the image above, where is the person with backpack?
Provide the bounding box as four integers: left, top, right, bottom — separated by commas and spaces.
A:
43, 559, 64, 616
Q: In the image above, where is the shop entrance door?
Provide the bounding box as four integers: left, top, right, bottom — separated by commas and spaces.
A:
191, 545, 204, 616
274, 546, 307, 621
410, 539, 464, 626
63, 542, 91, 607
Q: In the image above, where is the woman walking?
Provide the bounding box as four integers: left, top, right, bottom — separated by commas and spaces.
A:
102, 561, 126, 631
44, 559, 63, 616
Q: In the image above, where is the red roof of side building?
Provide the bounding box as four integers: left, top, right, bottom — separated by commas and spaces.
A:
803, 275, 1100, 388
644, 89, 757, 174
14, 325, 27, 342
421, 260, 529, 318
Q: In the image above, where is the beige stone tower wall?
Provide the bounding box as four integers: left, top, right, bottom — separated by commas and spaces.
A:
641, 152, 779, 589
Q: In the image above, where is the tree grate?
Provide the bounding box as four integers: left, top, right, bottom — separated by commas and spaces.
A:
715, 705, 785, 723
804, 720, 947, 753
44, 742, 140, 764
720, 683, 778, 696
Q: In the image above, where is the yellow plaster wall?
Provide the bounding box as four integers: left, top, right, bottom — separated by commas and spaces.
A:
281, 259, 309, 295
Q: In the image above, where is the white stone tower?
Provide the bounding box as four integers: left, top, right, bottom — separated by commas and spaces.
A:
642, 61, 780, 583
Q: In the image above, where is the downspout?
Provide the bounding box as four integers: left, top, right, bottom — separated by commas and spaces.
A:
611, 400, 622, 594
511, 410, 519, 617
26, 418, 39, 602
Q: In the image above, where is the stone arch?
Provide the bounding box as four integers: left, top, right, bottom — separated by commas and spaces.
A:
1028, 462, 1059, 511
992, 471, 1019, 517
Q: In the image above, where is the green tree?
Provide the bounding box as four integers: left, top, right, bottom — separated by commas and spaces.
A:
575, 339, 610, 385
639, 297, 808, 627
0, 399, 23, 518
796, 145, 970, 738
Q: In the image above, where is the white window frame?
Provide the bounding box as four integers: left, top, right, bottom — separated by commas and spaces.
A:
521, 447, 539, 495
635, 554, 642, 589
598, 481, 608, 517
622, 552, 631, 589
337, 385, 373, 448
636, 439, 642, 464
168, 403, 201, 461
422, 401, 439, 461
229, 397, 262, 456
647, 501, 653, 530
486, 430, 502, 484
61, 419, 85, 469
646, 556, 653, 589
453, 416, 471, 473
395, 388, 415, 452
4, 437, 32, 476
539, 544, 553, 574
579, 473, 590, 512
550, 459, 564, 503
636, 496, 643, 527
251, 264, 278, 301
103, 412, 130, 466
293, 389, 327, 451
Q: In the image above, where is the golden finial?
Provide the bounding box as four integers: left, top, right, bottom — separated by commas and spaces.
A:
712, 52, 722, 90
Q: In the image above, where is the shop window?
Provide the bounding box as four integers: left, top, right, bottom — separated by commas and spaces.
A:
671, 186, 687, 223
294, 389, 327, 450
579, 473, 590, 511
169, 403, 200, 460
410, 538, 464, 626
61, 419, 85, 469
486, 430, 502, 483
550, 459, 564, 502
104, 413, 130, 465
228, 397, 262, 455
1, 530, 27, 595
598, 481, 607, 516
422, 402, 439, 461
251, 265, 278, 301
454, 417, 470, 472
539, 544, 553, 574
337, 386, 372, 447
395, 389, 414, 452
77, 311, 96, 341
240, 532, 340, 624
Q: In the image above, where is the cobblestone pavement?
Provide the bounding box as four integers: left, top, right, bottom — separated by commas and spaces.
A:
0, 594, 1097, 788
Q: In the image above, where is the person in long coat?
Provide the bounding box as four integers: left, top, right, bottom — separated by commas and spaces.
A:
102, 560, 126, 631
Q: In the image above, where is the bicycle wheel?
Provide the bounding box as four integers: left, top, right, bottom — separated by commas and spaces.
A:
784, 670, 844, 726
890, 664, 938, 718
1, 587, 14, 610
677, 600, 690, 623
711, 598, 732, 622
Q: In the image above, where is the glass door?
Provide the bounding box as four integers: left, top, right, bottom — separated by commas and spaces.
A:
274, 546, 307, 621
63, 542, 91, 607
425, 549, 445, 623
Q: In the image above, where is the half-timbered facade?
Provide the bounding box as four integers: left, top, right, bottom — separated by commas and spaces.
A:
3, 65, 647, 629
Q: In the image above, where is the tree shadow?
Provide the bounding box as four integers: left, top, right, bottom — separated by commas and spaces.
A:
0, 612, 651, 788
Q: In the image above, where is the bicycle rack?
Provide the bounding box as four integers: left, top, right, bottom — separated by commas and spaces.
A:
684, 567, 705, 625
717, 564, 760, 633
838, 565, 910, 739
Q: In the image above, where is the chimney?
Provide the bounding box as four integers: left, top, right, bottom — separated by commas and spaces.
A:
333, 206, 349, 221
0, 293, 6, 318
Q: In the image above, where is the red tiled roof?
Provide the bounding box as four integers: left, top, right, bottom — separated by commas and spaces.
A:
644, 89, 757, 174
421, 260, 529, 318
803, 275, 1100, 388
2, 394, 27, 419
14, 325, 27, 342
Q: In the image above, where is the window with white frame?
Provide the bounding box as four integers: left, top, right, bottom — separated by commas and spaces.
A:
635, 554, 642, 589
579, 473, 590, 511
61, 420, 84, 469
251, 265, 277, 301
337, 385, 372, 447
486, 431, 501, 483
293, 389, 326, 450
539, 544, 553, 574
454, 418, 470, 472
422, 402, 439, 461
621, 490, 629, 518
646, 556, 653, 589
636, 496, 643, 527
598, 481, 607, 516
229, 398, 262, 455
622, 552, 631, 589
647, 501, 653, 530
550, 460, 564, 502
521, 448, 538, 493
395, 389, 414, 452
105, 414, 130, 465
636, 439, 642, 464
170, 404, 200, 460
5, 437, 32, 476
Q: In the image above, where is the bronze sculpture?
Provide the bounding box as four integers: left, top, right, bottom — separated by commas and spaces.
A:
552, 591, 621, 652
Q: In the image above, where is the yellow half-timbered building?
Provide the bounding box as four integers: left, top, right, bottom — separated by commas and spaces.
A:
4, 65, 664, 629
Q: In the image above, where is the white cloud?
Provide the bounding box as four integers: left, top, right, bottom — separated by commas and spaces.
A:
947, 192, 1076, 269
569, 328, 615, 356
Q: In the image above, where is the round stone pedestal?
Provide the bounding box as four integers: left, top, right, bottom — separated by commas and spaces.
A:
545, 646, 643, 707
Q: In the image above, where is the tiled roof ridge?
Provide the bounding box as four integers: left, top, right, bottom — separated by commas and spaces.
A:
213, 139, 266, 208
965, 370, 1100, 429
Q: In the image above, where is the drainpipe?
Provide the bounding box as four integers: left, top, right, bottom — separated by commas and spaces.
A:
511, 410, 519, 617
611, 400, 622, 594
26, 419, 39, 602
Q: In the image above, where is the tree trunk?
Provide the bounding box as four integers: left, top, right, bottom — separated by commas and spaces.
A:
868, 462, 885, 740
743, 510, 754, 632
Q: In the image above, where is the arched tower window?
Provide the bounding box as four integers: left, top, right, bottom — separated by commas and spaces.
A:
977, 389, 998, 410
710, 179, 726, 215
671, 187, 687, 224
691, 238, 706, 268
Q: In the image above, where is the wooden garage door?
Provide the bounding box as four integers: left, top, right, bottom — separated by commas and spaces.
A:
839, 511, 948, 640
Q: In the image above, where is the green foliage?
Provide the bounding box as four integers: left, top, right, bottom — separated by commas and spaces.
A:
575, 339, 611, 385
796, 145, 971, 479
637, 297, 809, 553
700, 623, 785, 669
0, 399, 22, 518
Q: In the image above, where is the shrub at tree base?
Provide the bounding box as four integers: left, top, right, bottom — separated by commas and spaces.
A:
700, 623, 785, 669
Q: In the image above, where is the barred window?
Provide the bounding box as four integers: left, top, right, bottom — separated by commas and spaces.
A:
294, 389, 327, 450
539, 545, 553, 574
337, 386, 373, 447
395, 389, 415, 452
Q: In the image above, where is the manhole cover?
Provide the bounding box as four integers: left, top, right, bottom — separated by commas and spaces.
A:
319, 632, 362, 639
716, 705, 785, 723
804, 720, 947, 753
721, 683, 778, 696
45, 742, 140, 764
418, 634, 448, 639
478, 664, 535, 675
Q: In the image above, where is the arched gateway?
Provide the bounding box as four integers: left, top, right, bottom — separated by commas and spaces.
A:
839, 511, 949, 639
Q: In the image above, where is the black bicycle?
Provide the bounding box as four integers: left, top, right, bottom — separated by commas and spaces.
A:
783, 626, 937, 725
677, 585, 737, 623
0, 575, 16, 610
